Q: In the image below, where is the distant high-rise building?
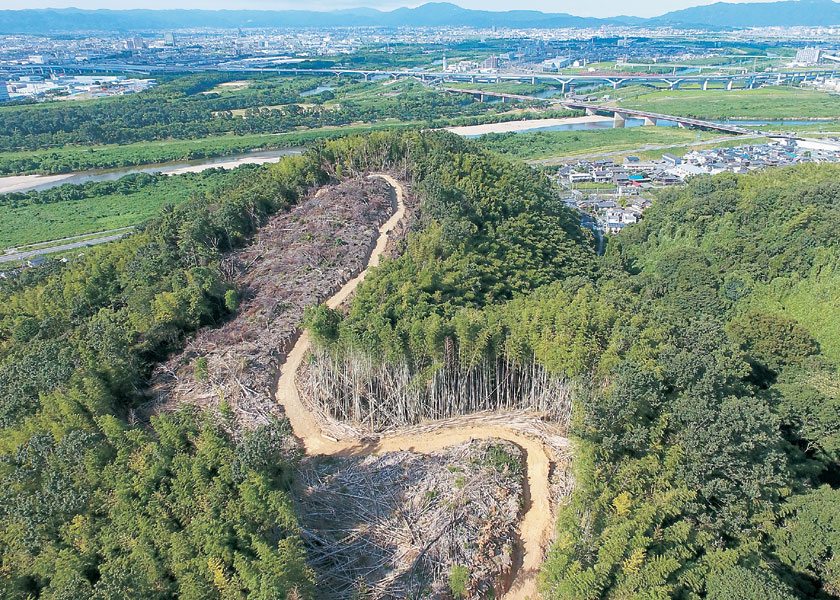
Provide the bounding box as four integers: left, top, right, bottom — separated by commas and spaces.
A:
164, 32, 176, 46
123, 37, 145, 51
442, 54, 448, 71
0, 81, 10, 103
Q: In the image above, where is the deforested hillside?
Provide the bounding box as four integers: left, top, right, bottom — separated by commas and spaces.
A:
298, 440, 525, 599
0, 153, 329, 600
300, 156, 840, 599
149, 175, 397, 424
4, 124, 839, 600
0, 130, 591, 600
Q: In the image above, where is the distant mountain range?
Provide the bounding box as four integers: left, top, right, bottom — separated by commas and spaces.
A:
1, 0, 839, 33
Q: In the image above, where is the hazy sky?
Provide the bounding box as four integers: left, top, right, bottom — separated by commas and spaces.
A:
1, 0, 773, 19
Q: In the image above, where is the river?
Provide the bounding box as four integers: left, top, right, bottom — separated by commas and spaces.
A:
449, 116, 829, 138
0, 148, 303, 195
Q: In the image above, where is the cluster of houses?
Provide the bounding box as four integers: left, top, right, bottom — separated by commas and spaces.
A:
576, 197, 652, 234
557, 138, 840, 238
558, 137, 840, 236
558, 138, 840, 192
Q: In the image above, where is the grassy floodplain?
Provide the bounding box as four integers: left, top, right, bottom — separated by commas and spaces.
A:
616, 86, 840, 120
0, 122, 428, 176
477, 127, 733, 161
0, 169, 242, 248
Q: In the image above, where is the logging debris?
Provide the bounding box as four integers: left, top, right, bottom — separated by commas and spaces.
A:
146, 175, 397, 430
297, 439, 524, 600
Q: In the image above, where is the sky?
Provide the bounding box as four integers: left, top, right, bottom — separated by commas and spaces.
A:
0, 0, 776, 18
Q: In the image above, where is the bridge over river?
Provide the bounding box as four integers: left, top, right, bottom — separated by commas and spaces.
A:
442, 87, 759, 135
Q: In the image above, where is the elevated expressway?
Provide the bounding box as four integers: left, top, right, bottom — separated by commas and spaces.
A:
5, 61, 837, 92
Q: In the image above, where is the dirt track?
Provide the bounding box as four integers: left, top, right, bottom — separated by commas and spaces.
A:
275, 173, 564, 600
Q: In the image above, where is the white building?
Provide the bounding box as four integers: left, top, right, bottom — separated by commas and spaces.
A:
795, 47, 822, 65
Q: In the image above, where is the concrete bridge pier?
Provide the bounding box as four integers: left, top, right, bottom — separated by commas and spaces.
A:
702, 79, 709, 91
531, 76, 536, 85
613, 112, 627, 128
585, 107, 598, 116
664, 79, 682, 90
726, 80, 734, 91
644, 117, 657, 126
364, 72, 371, 81
470, 75, 476, 84
480, 93, 486, 102
559, 79, 572, 94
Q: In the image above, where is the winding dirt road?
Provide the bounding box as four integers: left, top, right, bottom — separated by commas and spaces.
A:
275, 173, 562, 600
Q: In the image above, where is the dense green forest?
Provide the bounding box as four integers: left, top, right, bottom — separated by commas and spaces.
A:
0, 141, 331, 598
2, 128, 839, 598
534, 165, 840, 599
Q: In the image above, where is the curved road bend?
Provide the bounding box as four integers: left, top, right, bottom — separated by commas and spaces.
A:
275, 173, 566, 600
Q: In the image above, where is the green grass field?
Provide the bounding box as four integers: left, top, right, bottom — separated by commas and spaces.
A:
477, 127, 732, 161
616, 87, 840, 120
444, 82, 553, 96
0, 170, 236, 248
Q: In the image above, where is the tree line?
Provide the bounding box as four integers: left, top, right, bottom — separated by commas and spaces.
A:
0, 73, 506, 152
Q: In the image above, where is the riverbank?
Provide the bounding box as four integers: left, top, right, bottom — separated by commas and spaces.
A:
446, 115, 613, 136
0, 148, 301, 196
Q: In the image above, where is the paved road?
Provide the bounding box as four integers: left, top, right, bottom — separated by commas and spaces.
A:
0, 231, 130, 264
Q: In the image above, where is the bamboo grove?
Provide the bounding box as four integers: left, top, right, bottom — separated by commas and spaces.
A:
303, 134, 597, 429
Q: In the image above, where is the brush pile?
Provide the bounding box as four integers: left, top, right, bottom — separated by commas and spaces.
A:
147, 176, 395, 428
297, 439, 524, 599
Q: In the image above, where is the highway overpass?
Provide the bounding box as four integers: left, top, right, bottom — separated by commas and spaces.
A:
3, 62, 837, 92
